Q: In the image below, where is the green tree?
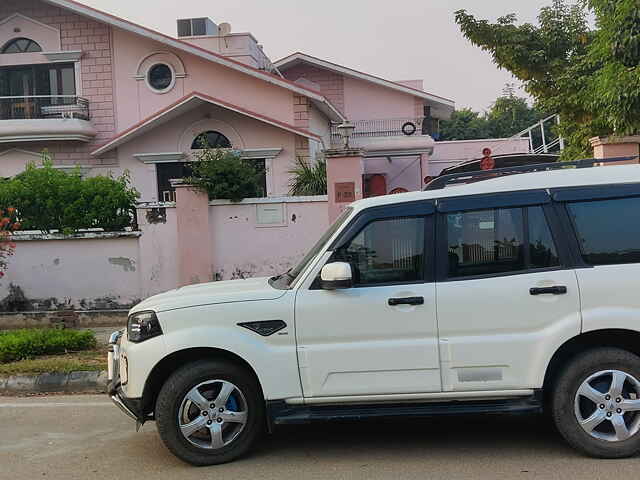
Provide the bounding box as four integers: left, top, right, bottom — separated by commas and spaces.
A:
586, 0, 640, 136
439, 108, 490, 140
455, 0, 640, 160
485, 84, 543, 138
439, 85, 542, 141
185, 147, 264, 202
0, 156, 138, 234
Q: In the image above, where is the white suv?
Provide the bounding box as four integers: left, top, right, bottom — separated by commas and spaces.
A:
109, 161, 640, 465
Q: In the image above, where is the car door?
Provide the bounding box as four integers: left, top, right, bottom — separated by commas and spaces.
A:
294, 202, 441, 398
435, 191, 581, 392
557, 185, 640, 335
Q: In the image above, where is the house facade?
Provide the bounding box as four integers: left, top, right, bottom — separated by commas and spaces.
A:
0, 0, 524, 205
0, 0, 534, 313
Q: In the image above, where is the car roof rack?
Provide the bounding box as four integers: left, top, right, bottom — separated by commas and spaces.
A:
424, 156, 638, 191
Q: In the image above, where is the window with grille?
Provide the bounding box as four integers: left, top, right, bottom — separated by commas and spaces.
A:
2, 38, 42, 54
191, 131, 232, 149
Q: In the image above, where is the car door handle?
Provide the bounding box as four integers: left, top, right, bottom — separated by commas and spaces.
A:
388, 296, 424, 306
529, 286, 567, 296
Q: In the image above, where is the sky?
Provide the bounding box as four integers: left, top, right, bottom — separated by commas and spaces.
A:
81, 0, 552, 112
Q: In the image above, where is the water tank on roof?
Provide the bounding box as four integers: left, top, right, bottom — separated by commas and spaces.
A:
177, 18, 218, 37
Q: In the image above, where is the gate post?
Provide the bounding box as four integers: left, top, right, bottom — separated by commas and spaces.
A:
324, 148, 366, 223
172, 180, 212, 287
590, 136, 640, 164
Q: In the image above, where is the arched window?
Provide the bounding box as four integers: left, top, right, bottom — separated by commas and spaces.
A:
191, 131, 232, 149
1, 38, 42, 54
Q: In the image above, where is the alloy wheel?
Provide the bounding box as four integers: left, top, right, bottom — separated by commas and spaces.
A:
177, 379, 248, 449
574, 369, 640, 442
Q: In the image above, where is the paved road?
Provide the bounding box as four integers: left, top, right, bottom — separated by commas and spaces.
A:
1, 395, 640, 480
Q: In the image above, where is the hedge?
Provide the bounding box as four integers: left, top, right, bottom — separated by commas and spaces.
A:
0, 328, 97, 363
0, 159, 139, 234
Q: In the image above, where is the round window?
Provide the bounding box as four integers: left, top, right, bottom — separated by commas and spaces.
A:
147, 64, 174, 92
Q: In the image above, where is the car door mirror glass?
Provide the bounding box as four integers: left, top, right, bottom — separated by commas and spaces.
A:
320, 262, 352, 290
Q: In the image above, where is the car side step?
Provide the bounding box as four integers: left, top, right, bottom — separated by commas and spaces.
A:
266, 392, 543, 427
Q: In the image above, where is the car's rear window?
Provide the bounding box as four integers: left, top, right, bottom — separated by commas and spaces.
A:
568, 196, 640, 265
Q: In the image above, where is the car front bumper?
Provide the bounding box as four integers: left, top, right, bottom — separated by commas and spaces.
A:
108, 330, 144, 424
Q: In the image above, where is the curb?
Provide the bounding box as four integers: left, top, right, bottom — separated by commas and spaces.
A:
0, 370, 108, 395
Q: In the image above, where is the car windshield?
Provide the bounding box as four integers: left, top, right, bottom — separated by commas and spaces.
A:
269, 207, 353, 289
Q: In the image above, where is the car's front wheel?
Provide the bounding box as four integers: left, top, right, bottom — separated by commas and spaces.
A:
155, 359, 264, 465
552, 347, 640, 458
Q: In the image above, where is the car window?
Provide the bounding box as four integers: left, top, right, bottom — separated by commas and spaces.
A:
447, 208, 524, 278
446, 205, 559, 279
528, 206, 560, 269
331, 216, 425, 286
567, 196, 640, 265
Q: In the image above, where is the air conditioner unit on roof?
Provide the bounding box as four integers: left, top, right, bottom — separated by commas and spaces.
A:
177, 18, 218, 37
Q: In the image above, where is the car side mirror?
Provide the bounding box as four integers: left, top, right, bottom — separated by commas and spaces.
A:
320, 262, 353, 290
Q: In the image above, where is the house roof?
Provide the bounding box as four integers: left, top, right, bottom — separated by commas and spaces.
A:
40, 0, 345, 121
274, 52, 455, 109
91, 92, 322, 157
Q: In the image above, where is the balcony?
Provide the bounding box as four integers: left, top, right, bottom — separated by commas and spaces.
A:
330, 117, 439, 151
0, 96, 96, 143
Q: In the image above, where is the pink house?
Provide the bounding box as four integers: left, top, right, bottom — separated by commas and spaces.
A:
0, 0, 534, 313
0, 0, 475, 202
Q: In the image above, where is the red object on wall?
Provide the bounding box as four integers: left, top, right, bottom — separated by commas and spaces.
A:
480, 147, 495, 170
480, 157, 495, 170
367, 174, 387, 197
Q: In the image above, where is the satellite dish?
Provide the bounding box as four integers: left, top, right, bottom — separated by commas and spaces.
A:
218, 22, 232, 35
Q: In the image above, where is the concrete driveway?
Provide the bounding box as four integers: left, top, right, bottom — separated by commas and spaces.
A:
1, 394, 640, 480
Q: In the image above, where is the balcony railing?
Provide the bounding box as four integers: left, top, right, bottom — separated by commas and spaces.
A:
330, 117, 440, 147
0, 96, 90, 121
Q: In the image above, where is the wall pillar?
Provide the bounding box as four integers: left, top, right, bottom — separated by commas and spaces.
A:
590, 136, 640, 164
172, 181, 212, 287
420, 152, 431, 187
325, 148, 365, 223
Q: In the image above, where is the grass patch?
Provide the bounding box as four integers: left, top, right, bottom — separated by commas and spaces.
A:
0, 328, 97, 363
0, 349, 107, 376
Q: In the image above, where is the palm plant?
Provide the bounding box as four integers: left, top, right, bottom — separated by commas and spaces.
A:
288, 156, 327, 196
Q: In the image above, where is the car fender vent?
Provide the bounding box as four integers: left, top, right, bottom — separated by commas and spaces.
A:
238, 320, 287, 337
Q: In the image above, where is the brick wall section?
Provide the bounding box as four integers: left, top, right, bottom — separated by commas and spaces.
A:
295, 136, 310, 163
282, 64, 345, 115
293, 95, 311, 162
293, 95, 310, 130
0, 0, 116, 165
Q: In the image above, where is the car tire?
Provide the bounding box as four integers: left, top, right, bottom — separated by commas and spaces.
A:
155, 359, 264, 466
552, 347, 640, 458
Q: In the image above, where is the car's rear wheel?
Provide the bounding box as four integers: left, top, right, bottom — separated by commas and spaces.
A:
552, 347, 640, 458
155, 359, 264, 465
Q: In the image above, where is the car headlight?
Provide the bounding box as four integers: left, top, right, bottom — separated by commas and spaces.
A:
127, 311, 163, 343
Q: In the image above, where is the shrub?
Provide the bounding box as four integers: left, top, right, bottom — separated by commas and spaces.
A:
0, 328, 97, 363
288, 156, 327, 196
185, 147, 264, 202
0, 156, 139, 234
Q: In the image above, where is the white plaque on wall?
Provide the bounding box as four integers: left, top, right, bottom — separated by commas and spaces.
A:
256, 203, 286, 226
